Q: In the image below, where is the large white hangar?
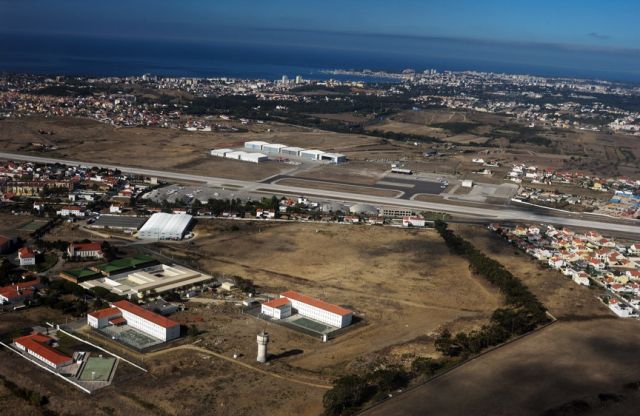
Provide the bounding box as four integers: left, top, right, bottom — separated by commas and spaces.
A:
138, 213, 193, 240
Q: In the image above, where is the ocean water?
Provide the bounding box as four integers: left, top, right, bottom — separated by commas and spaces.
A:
1, 32, 639, 83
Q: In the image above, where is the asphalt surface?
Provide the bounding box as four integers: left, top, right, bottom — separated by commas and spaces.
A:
0, 152, 638, 235
266, 174, 445, 199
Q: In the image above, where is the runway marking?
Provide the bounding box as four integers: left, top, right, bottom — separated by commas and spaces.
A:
376, 181, 415, 188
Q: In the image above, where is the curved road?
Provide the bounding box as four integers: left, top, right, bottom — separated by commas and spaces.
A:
1, 152, 638, 235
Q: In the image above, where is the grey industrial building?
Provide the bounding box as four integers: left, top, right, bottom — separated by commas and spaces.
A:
137, 213, 193, 240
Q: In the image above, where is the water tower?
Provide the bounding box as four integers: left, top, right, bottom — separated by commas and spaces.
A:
256, 331, 269, 363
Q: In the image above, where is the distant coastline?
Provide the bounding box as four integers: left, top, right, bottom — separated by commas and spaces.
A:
1, 32, 639, 83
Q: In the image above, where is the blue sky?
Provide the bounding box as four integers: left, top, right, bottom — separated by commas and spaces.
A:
1, 0, 638, 50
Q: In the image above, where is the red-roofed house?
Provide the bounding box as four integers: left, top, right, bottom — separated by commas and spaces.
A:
88, 300, 180, 341
626, 270, 640, 281
18, 247, 36, 266
0, 278, 41, 304
14, 333, 73, 370
280, 291, 353, 328
67, 242, 103, 259
261, 297, 292, 320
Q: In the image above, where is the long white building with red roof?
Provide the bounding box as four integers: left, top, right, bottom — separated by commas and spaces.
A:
279, 291, 353, 328
14, 332, 73, 370
88, 300, 180, 342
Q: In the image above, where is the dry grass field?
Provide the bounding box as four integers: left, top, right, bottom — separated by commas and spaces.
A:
0, 212, 40, 239
362, 224, 640, 416
452, 224, 610, 319
0, 116, 381, 181
363, 318, 640, 416
159, 221, 504, 374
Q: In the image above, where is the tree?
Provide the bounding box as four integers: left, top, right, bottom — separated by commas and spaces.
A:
187, 324, 200, 337
323, 375, 369, 416
411, 357, 443, 376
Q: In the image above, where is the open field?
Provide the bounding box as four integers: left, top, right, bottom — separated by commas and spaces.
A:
0, 116, 380, 181
0, 340, 324, 416
0, 307, 325, 416
365, 108, 640, 179
363, 318, 640, 416
362, 224, 640, 415
452, 224, 611, 319
157, 221, 504, 375
0, 212, 39, 239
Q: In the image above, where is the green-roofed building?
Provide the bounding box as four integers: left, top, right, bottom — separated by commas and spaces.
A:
60, 267, 102, 283
90, 254, 159, 277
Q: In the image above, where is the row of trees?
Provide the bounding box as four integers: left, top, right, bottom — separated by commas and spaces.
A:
323, 366, 410, 416
433, 221, 550, 358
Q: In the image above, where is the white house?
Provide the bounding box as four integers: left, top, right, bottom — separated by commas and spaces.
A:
280, 291, 353, 328
256, 209, 276, 219
548, 257, 564, 269
402, 216, 426, 227
67, 242, 103, 259
261, 298, 292, 320
57, 205, 85, 217
88, 300, 180, 342
18, 247, 36, 267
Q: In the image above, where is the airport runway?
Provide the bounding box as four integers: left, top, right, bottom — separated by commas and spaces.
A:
1, 152, 638, 235
265, 174, 445, 199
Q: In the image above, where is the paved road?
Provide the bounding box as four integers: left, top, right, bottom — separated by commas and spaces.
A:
1, 152, 638, 235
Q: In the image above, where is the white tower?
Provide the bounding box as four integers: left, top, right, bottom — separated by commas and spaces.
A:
257, 331, 269, 363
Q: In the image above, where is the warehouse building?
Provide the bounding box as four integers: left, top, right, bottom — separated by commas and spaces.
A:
280, 291, 353, 328
89, 215, 147, 233
88, 300, 180, 342
261, 143, 287, 154
244, 140, 270, 151
241, 152, 269, 163
281, 146, 305, 157
224, 151, 268, 163
81, 263, 215, 299
14, 333, 73, 370
320, 153, 347, 163
137, 213, 193, 240
210, 148, 233, 157
261, 297, 292, 320
300, 149, 326, 161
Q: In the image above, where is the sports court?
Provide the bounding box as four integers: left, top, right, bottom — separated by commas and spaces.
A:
78, 355, 116, 382
100, 325, 164, 350
18, 219, 49, 232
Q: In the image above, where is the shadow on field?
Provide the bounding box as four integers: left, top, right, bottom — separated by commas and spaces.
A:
361, 320, 640, 416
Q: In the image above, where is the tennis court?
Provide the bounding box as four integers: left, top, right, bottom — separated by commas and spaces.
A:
101, 325, 164, 350
18, 219, 48, 231
284, 315, 337, 335
78, 355, 116, 382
